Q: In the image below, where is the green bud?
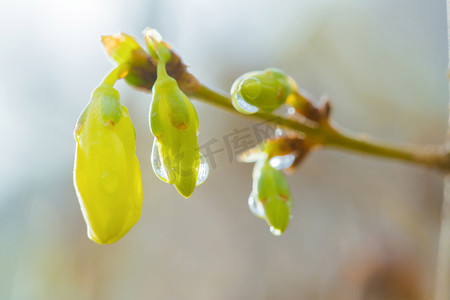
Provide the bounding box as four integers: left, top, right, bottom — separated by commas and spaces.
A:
149, 62, 203, 198
264, 197, 291, 236
101, 34, 157, 90
231, 68, 293, 114
249, 158, 292, 235
144, 28, 172, 64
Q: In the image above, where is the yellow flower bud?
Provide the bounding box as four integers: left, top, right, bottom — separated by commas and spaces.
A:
73, 85, 142, 244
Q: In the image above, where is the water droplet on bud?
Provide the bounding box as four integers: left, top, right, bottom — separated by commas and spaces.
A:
196, 154, 209, 185
274, 128, 284, 137
287, 107, 296, 115
269, 154, 296, 170
248, 193, 265, 218
151, 139, 169, 182
269, 226, 282, 236
240, 78, 262, 100
236, 94, 258, 113
151, 139, 210, 186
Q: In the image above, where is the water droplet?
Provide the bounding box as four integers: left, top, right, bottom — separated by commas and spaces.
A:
274, 128, 284, 137
248, 193, 265, 218
269, 154, 296, 170
240, 77, 262, 100
196, 154, 209, 185
100, 172, 119, 194
269, 226, 282, 236
287, 107, 296, 115
151, 138, 209, 186
236, 94, 258, 113
151, 139, 169, 183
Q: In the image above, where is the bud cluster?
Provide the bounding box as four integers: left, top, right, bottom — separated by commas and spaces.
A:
73, 29, 208, 244
230, 66, 332, 235
73, 28, 332, 243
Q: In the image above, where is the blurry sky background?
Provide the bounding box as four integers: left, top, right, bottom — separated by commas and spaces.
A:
0, 0, 448, 299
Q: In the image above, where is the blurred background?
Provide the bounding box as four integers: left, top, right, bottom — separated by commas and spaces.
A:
0, 0, 448, 299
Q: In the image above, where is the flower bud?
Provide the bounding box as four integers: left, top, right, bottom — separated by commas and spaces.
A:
231, 68, 293, 114
249, 158, 292, 235
73, 85, 142, 244
144, 28, 171, 64
102, 33, 145, 65
150, 63, 206, 198
102, 33, 157, 89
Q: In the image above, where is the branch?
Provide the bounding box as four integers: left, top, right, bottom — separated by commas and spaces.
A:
191, 83, 450, 172
101, 32, 450, 173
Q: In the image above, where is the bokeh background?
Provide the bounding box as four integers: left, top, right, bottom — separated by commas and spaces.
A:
0, 0, 448, 299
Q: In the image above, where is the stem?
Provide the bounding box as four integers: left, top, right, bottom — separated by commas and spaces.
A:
157, 62, 168, 78
101, 64, 129, 87
191, 84, 450, 172
323, 124, 449, 170
192, 84, 321, 137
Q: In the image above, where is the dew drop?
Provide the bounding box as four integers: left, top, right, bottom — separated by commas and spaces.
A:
152, 138, 209, 185
269, 226, 282, 236
274, 128, 284, 137
196, 153, 209, 186
269, 154, 296, 170
248, 193, 265, 218
287, 107, 296, 115
151, 139, 169, 183
236, 94, 258, 113
100, 172, 119, 194
240, 77, 262, 100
